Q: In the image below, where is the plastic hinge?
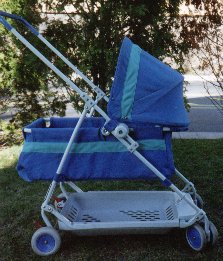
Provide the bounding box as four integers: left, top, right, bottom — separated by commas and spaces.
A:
81, 93, 96, 110
128, 141, 139, 153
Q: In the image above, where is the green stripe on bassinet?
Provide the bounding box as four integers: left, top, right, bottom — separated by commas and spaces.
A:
22, 139, 166, 154
121, 43, 141, 120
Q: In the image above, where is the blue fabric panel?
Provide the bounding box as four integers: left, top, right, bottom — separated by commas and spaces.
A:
17, 150, 174, 182
27, 128, 104, 143
130, 50, 188, 126
107, 37, 189, 128
17, 117, 175, 182
121, 44, 141, 119
25, 118, 46, 128
109, 38, 132, 119
50, 117, 105, 128
23, 118, 46, 139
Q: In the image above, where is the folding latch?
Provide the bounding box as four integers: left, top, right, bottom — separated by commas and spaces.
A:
127, 141, 139, 153
81, 93, 96, 110
101, 127, 110, 136
101, 119, 119, 136
93, 85, 106, 98
113, 124, 129, 138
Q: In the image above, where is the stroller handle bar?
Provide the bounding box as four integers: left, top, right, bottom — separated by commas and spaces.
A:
0, 11, 108, 102
0, 11, 39, 35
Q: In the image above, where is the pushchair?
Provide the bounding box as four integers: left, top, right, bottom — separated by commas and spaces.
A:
0, 11, 218, 256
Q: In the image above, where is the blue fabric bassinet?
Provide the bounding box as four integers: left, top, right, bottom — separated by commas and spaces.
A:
17, 117, 175, 182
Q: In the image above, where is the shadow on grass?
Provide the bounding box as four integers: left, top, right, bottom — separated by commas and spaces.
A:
0, 141, 223, 260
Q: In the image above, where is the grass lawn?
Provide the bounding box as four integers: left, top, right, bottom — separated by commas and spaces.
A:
0, 140, 223, 260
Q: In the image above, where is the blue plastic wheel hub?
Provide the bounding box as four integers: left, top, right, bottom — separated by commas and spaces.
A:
36, 233, 56, 253
187, 227, 202, 249
186, 224, 206, 251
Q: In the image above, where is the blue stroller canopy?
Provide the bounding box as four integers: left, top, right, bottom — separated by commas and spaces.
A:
108, 37, 189, 128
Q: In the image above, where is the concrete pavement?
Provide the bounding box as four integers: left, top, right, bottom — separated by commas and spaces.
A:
172, 74, 223, 139
185, 74, 223, 133
172, 132, 223, 139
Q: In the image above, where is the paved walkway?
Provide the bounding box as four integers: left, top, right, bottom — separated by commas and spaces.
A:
173, 74, 223, 138
172, 132, 223, 139
185, 74, 223, 132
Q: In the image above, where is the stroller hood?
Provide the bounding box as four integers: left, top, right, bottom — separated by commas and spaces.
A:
107, 37, 189, 128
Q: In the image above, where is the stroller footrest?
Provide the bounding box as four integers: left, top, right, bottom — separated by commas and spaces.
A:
59, 191, 196, 235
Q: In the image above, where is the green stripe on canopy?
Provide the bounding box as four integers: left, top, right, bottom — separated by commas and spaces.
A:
22, 139, 166, 154
121, 44, 141, 120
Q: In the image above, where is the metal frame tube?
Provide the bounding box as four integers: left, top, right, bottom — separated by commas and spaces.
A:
41, 108, 87, 224
0, 12, 108, 101
11, 29, 85, 96
56, 107, 87, 174
133, 151, 200, 211
175, 168, 196, 196
175, 168, 193, 185
66, 182, 83, 193
38, 35, 108, 102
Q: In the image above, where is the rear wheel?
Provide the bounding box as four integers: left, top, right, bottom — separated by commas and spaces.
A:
186, 224, 207, 251
209, 221, 218, 246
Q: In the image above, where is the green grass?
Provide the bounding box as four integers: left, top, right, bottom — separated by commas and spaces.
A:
0, 140, 223, 261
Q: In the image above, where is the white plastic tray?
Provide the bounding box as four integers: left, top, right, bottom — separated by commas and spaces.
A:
59, 191, 196, 235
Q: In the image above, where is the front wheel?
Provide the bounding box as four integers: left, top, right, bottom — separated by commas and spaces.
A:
31, 227, 61, 256
186, 224, 207, 251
